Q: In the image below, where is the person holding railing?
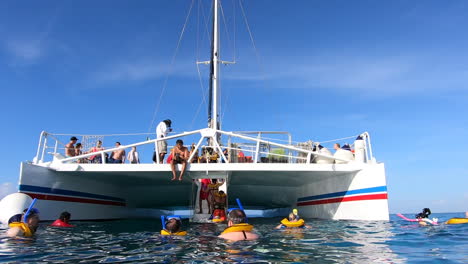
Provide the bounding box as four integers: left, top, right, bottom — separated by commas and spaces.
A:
88, 140, 105, 163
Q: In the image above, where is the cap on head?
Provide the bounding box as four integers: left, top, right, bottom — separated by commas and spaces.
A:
293, 209, 298, 215
70, 136, 78, 141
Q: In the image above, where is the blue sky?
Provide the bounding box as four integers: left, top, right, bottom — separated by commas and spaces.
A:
0, 0, 467, 214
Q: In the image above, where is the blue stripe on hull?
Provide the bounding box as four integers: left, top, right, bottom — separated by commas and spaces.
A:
297, 186, 387, 202
19, 184, 125, 203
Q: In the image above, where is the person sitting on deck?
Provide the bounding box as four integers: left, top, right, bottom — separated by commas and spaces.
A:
190, 143, 199, 163
160, 216, 187, 236
7, 208, 40, 238
170, 139, 189, 181
218, 209, 258, 241
51, 211, 75, 227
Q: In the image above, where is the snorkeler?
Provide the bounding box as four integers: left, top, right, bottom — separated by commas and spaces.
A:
160, 215, 187, 236
219, 209, 258, 241
6, 208, 40, 238
51, 211, 75, 227
275, 209, 311, 229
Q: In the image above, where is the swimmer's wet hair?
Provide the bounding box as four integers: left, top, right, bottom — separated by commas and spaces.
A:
60, 211, 71, 221
227, 209, 247, 224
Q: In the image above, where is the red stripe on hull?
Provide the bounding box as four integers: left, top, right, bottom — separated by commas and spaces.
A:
24, 193, 126, 207
297, 193, 388, 206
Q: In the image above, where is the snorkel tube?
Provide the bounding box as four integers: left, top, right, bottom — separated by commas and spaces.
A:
23, 198, 37, 223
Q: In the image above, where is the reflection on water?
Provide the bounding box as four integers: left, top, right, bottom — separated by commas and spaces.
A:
1, 214, 467, 263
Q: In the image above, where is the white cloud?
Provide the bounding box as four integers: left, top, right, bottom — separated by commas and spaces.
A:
255, 54, 468, 97
5, 39, 45, 64
92, 59, 200, 84
0, 182, 17, 200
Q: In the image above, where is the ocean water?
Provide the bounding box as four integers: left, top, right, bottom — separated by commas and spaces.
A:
0, 213, 467, 263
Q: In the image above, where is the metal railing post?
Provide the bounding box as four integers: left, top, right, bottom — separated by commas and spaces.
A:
155, 139, 160, 164
54, 140, 58, 154
254, 132, 261, 163
34, 131, 46, 164
40, 135, 48, 163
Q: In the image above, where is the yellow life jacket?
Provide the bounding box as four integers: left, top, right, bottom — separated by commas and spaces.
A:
208, 183, 221, 190
221, 223, 254, 235
160, 229, 187, 236
280, 218, 305, 228
8, 222, 33, 237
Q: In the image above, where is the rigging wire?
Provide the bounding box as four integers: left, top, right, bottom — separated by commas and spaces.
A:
147, 0, 196, 134
238, 0, 286, 131
190, 0, 213, 130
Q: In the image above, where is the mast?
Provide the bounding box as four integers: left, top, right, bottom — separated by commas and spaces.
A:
208, 0, 219, 131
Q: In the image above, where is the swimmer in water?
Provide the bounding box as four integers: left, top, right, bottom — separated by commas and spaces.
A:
160, 216, 187, 236
6, 208, 40, 238
218, 209, 258, 241
51, 211, 75, 227
275, 210, 311, 229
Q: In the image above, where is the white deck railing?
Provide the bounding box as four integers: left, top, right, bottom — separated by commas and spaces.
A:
32, 128, 374, 165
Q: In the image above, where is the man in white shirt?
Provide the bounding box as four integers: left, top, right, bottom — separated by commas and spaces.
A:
155, 119, 172, 163
127, 146, 140, 164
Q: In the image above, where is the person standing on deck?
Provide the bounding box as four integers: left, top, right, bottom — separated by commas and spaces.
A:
65, 136, 78, 158
109, 142, 126, 164
127, 146, 140, 164
156, 119, 172, 163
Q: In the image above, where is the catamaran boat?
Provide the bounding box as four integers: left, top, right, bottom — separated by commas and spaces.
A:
4, 0, 389, 222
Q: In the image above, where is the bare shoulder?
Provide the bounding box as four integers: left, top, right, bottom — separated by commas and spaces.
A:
6, 227, 23, 238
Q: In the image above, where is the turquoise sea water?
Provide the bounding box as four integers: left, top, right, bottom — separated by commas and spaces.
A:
0, 213, 467, 263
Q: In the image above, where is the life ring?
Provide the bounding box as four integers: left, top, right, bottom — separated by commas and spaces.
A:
280, 218, 305, 228
446, 218, 468, 225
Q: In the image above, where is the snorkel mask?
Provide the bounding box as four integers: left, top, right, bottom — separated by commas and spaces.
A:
161, 215, 182, 229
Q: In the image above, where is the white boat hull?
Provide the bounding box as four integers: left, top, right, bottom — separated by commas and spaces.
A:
15, 161, 388, 221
